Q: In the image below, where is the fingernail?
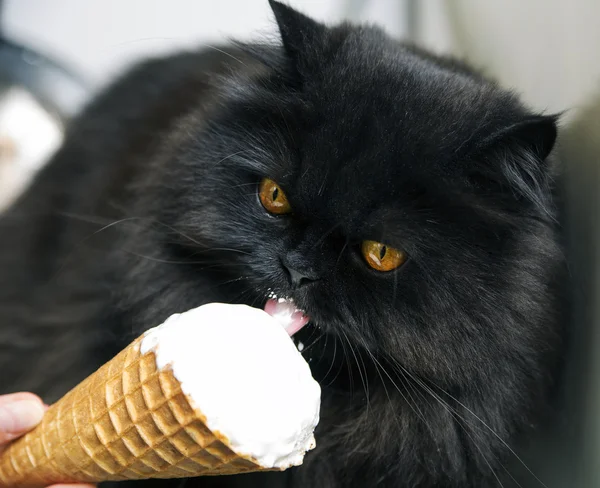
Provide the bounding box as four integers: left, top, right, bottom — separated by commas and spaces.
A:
0, 401, 45, 433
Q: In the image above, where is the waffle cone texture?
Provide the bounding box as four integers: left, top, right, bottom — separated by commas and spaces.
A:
0, 336, 272, 487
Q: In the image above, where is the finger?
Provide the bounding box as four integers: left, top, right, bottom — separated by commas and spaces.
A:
0, 392, 43, 407
0, 394, 45, 444
47, 485, 97, 488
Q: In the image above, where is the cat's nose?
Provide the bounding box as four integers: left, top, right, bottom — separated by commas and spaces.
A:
281, 259, 319, 288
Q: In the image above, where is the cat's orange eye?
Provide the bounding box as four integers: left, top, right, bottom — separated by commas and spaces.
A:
259, 178, 292, 215
361, 240, 406, 272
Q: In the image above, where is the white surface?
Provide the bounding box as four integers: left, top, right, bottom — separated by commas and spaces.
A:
1, 1, 423, 89
0, 88, 63, 212
140, 303, 321, 469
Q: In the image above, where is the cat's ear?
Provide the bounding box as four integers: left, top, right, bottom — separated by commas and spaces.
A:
467, 114, 559, 215
474, 114, 559, 162
269, 1, 328, 67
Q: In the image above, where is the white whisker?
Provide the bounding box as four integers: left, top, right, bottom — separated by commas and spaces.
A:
341, 329, 370, 415
388, 359, 543, 487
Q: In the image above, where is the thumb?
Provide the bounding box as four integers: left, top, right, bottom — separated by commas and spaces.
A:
0, 393, 45, 444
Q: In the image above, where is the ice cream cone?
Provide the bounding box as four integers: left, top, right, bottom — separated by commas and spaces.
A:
0, 335, 272, 487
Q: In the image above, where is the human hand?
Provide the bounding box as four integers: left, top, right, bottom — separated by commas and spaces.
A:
0, 392, 95, 488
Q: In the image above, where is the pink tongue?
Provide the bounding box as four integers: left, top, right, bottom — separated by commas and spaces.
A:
264, 298, 310, 336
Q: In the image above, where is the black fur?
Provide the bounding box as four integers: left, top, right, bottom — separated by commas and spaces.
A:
0, 2, 566, 487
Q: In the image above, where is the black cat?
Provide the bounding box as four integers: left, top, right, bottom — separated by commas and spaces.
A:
0, 2, 566, 487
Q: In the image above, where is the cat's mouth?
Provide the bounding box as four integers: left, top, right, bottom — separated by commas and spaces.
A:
262, 295, 368, 394
263, 296, 310, 337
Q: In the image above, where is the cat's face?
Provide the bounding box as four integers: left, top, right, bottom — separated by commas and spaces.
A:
156, 3, 560, 391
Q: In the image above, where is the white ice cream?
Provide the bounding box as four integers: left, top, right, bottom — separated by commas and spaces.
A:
140, 303, 321, 469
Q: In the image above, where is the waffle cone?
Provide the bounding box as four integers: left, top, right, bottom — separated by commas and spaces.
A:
0, 336, 273, 487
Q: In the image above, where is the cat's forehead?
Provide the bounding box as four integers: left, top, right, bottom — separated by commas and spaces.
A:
294, 68, 461, 195
250, 28, 531, 232
272, 50, 507, 229
286, 38, 521, 208
293, 138, 407, 226
298, 35, 519, 177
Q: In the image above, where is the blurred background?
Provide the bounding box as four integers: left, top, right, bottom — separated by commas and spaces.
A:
0, 1, 598, 486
